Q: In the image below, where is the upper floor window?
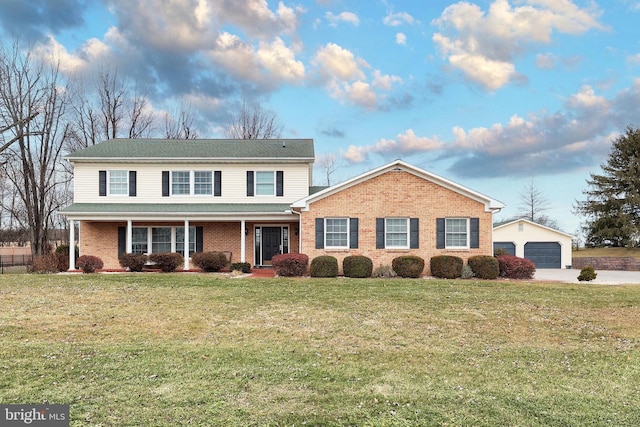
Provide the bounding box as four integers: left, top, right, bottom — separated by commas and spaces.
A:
194, 171, 212, 195
99, 170, 136, 197
256, 171, 275, 195
108, 170, 128, 195
247, 171, 283, 197
171, 171, 191, 195
163, 170, 219, 197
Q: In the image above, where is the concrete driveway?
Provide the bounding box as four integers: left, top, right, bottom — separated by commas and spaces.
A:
534, 268, 640, 285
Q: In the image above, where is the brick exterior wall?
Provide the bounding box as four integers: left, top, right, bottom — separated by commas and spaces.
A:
572, 257, 640, 271
79, 220, 300, 270
300, 170, 494, 276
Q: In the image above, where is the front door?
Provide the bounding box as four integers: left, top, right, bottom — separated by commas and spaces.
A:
262, 227, 282, 265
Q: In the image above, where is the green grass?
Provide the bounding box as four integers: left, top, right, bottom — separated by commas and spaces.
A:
1, 274, 639, 426
573, 246, 640, 259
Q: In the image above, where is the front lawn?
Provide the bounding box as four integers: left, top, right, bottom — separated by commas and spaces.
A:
1, 274, 639, 426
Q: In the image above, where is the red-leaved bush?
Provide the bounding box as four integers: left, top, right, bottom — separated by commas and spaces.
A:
272, 253, 309, 277
76, 255, 104, 273
497, 255, 536, 279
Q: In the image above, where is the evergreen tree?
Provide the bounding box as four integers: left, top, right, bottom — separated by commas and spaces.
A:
574, 126, 640, 247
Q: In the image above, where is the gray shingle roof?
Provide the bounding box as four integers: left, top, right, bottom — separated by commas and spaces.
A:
65, 138, 314, 161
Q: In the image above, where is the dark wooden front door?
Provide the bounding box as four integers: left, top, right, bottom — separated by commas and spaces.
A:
262, 227, 281, 264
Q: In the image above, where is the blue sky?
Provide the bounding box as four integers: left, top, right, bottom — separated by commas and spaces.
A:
1, 0, 639, 238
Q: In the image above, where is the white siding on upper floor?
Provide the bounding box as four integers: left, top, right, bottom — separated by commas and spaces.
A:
72, 162, 311, 204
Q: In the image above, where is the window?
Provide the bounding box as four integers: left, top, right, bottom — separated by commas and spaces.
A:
176, 227, 196, 258
152, 227, 172, 253
171, 171, 190, 195
385, 218, 409, 248
165, 171, 215, 196
108, 170, 128, 195
256, 171, 275, 195
131, 227, 148, 254
194, 171, 212, 195
446, 218, 469, 248
325, 218, 348, 248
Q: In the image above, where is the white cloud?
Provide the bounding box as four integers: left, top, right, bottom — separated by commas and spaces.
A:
383, 12, 415, 26
312, 43, 367, 82
325, 11, 360, 27
395, 33, 407, 45
344, 129, 443, 162
256, 37, 305, 83
209, 33, 304, 87
432, 0, 607, 90
341, 82, 640, 176
372, 70, 402, 90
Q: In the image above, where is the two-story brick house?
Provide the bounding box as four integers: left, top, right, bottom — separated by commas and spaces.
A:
61, 138, 504, 274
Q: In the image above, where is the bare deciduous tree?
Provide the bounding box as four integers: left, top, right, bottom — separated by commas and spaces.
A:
0, 43, 71, 256
225, 100, 283, 139
164, 102, 199, 139
66, 68, 155, 152
315, 152, 342, 186
518, 178, 559, 229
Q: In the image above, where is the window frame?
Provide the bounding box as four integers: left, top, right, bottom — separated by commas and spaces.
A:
170, 171, 214, 196
385, 217, 410, 249
131, 226, 197, 257
255, 171, 275, 196
324, 217, 349, 249
108, 170, 128, 196
445, 217, 470, 249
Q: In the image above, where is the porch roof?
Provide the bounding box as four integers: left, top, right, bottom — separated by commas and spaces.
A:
61, 203, 293, 216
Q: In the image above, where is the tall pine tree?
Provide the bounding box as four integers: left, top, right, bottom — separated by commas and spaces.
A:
575, 126, 640, 247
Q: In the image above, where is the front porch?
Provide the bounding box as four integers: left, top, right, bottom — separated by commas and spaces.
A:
67, 219, 300, 271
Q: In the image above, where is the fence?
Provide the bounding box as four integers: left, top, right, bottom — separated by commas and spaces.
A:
0, 254, 32, 272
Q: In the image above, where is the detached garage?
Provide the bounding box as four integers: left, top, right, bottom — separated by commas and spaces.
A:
493, 219, 574, 269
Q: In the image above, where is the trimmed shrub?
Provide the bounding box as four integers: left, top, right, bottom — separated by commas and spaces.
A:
149, 252, 184, 272
392, 255, 426, 278
578, 266, 597, 282
461, 264, 474, 279
494, 247, 509, 257
272, 253, 309, 277
343, 255, 373, 278
467, 255, 500, 280
430, 255, 463, 279
31, 254, 58, 274
231, 262, 252, 274
372, 265, 397, 278
310, 255, 338, 278
76, 255, 104, 273
192, 251, 228, 272
54, 244, 78, 272
119, 253, 148, 272
497, 255, 536, 279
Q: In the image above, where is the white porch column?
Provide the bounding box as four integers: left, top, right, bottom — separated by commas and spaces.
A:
241, 219, 246, 263
184, 219, 190, 270
126, 220, 132, 253
69, 220, 76, 270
